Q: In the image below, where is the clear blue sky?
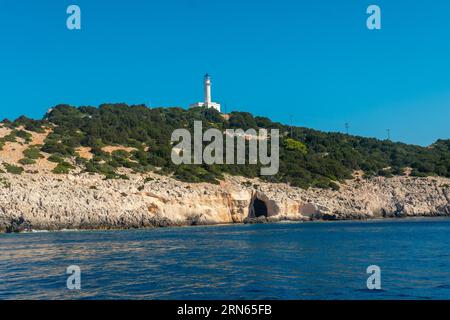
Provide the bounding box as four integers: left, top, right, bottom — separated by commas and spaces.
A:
0, 0, 449, 146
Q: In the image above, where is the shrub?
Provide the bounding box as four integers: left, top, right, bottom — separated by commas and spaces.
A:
14, 130, 32, 143
131, 164, 154, 173
4, 163, 24, 175
41, 139, 75, 156
285, 138, 308, 154
12, 116, 46, 133
312, 179, 331, 189
378, 168, 393, 178
329, 181, 340, 191
23, 146, 43, 160
111, 150, 130, 159
85, 161, 116, 175
0, 177, 11, 188
47, 154, 65, 163
4, 131, 17, 142
411, 169, 428, 177
9, 104, 449, 190
52, 162, 75, 174
103, 173, 129, 180
144, 177, 154, 183
75, 157, 88, 165
19, 158, 36, 165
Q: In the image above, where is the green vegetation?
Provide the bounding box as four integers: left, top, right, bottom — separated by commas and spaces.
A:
285, 138, 307, 154
23, 145, 44, 160
2, 131, 17, 143
47, 154, 65, 163
0, 129, 33, 150
4, 104, 449, 188
19, 145, 44, 166
0, 177, 10, 188
52, 161, 75, 174
19, 158, 36, 165
144, 177, 154, 183
2, 116, 47, 133
14, 129, 32, 143
3, 163, 24, 175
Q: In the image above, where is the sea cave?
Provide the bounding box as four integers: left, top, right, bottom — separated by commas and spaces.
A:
252, 198, 268, 218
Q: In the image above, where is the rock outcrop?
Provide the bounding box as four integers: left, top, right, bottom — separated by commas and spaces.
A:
0, 172, 449, 232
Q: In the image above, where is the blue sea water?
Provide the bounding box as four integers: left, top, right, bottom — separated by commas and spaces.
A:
0, 218, 449, 300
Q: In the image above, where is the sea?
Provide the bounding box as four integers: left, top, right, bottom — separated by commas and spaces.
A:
1, 218, 449, 300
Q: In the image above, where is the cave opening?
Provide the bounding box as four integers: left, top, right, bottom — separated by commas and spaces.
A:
253, 198, 268, 217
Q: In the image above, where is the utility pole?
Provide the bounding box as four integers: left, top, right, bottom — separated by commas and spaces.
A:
289, 115, 293, 138
387, 129, 391, 141
345, 122, 349, 135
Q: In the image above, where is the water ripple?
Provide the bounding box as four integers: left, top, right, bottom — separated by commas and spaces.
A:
1, 218, 450, 299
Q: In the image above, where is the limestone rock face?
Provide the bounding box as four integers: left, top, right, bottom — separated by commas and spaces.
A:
0, 172, 449, 232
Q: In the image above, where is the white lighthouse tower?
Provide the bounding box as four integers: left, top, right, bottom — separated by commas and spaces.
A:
189, 74, 221, 112
204, 74, 212, 106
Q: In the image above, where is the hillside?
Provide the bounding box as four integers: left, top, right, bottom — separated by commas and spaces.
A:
1, 104, 449, 189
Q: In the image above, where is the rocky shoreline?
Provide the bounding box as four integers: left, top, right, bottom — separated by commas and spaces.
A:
1, 172, 449, 233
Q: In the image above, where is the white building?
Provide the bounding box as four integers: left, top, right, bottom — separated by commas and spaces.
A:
189, 74, 221, 112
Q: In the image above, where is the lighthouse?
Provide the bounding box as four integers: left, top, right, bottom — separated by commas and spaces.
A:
204, 74, 212, 106
189, 74, 221, 112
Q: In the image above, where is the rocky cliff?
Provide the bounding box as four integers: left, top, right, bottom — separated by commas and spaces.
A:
1, 171, 449, 232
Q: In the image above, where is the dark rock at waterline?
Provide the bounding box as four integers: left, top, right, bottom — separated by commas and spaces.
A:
4, 216, 32, 233
243, 216, 269, 224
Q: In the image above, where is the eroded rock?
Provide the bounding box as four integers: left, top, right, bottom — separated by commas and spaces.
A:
0, 172, 449, 232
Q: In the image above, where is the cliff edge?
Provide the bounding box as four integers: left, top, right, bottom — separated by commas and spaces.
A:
1, 172, 449, 232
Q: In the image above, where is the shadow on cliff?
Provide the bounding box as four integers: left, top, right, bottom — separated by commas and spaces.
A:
252, 198, 268, 217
